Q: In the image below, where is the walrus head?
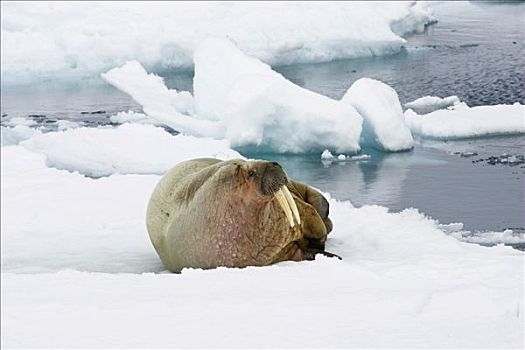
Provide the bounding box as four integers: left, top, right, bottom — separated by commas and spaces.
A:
234, 160, 301, 228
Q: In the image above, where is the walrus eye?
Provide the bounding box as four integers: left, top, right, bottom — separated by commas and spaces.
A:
247, 170, 255, 177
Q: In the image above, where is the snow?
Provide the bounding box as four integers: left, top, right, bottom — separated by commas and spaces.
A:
19, 123, 242, 177
404, 95, 462, 114
194, 38, 363, 154
109, 110, 156, 126
342, 78, 414, 151
100, 61, 216, 137
56, 119, 81, 131
440, 223, 525, 246
321, 149, 334, 160
1, 2, 434, 85
405, 103, 525, 139
106, 41, 364, 154
0, 125, 38, 146
1, 143, 523, 348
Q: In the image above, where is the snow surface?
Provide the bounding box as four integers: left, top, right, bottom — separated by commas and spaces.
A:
342, 78, 414, 151
1, 127, 523, 348
1, 2, 434, 85
0, 125, 38, 146
19, 124, 242, 177
404, 95, 462, 114
405, 103, 525, 139
105, 41, 364, 154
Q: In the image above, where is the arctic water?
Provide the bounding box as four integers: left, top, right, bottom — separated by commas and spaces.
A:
1, 1, 524, 237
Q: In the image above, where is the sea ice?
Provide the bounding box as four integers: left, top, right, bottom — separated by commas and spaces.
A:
404, 95, 462, 114
109, 110, 158, 126
1, 2, 435, 85
1, 144, 522, 348
19, 123, 242, 177
105, 40, 364, 154
321, 149, 334, 160
342, 78, 414, 151
0, 125, 38, 146
405, 102, 525, 139
193, 38, 364, 154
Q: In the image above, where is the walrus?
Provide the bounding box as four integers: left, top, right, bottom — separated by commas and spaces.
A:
146, 158, 335, 273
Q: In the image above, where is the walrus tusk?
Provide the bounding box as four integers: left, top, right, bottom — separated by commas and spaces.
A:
274, 188, 295, 228
281, 185, 301, 225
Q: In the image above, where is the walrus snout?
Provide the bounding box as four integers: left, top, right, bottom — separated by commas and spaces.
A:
258, 161, 287, 196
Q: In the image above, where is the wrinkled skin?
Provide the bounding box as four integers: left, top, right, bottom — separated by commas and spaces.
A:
146, 158, 333, 273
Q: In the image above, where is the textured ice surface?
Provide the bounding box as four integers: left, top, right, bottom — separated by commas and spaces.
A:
20, 123, 241, 177
404, 95, 462, 114
1, 145, 523, 348
405, 103, 525, 139
342, 78, 414, 151
1, 2, 434, 84
193, 38, 363, 153
104, 41, 364, 154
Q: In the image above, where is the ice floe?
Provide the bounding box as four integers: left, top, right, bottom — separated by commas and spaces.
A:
19, 123, 242, 177
105, 40, 364, 154
405, 102, 525, 139
193, 38, 363, 153
1, 144, 522, 348
404, 95, 462, 114
0, 125, 38, 146
1, 2, 434, 85
342, 78, 414, 151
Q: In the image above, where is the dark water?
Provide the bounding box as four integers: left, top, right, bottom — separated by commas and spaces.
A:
1, 2, 524, 235
252, 136, 525, 233
275, 1, 525, 106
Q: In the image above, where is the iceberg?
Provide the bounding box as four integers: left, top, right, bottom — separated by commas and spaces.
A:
405, 103, 525, 139
193, 38, 363, 153
342, 78, 414, 151
1, 2, 435, 85
104, 39, 364, 154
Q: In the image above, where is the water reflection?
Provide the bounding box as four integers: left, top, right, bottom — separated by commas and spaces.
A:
249, 149, 414, 208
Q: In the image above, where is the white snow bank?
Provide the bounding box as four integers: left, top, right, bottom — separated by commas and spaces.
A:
404, 95, 462, 114
1, 2, 434, 85
105, 41, 364, 154
1, 146, 523, 348
0, 146, 163, 274
20, 123, 242, 177
0, 125, 38, 146
342, 78, 414, 151
405, 103, 525, 139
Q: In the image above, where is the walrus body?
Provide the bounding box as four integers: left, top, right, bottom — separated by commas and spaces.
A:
146, 158, 332, 273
